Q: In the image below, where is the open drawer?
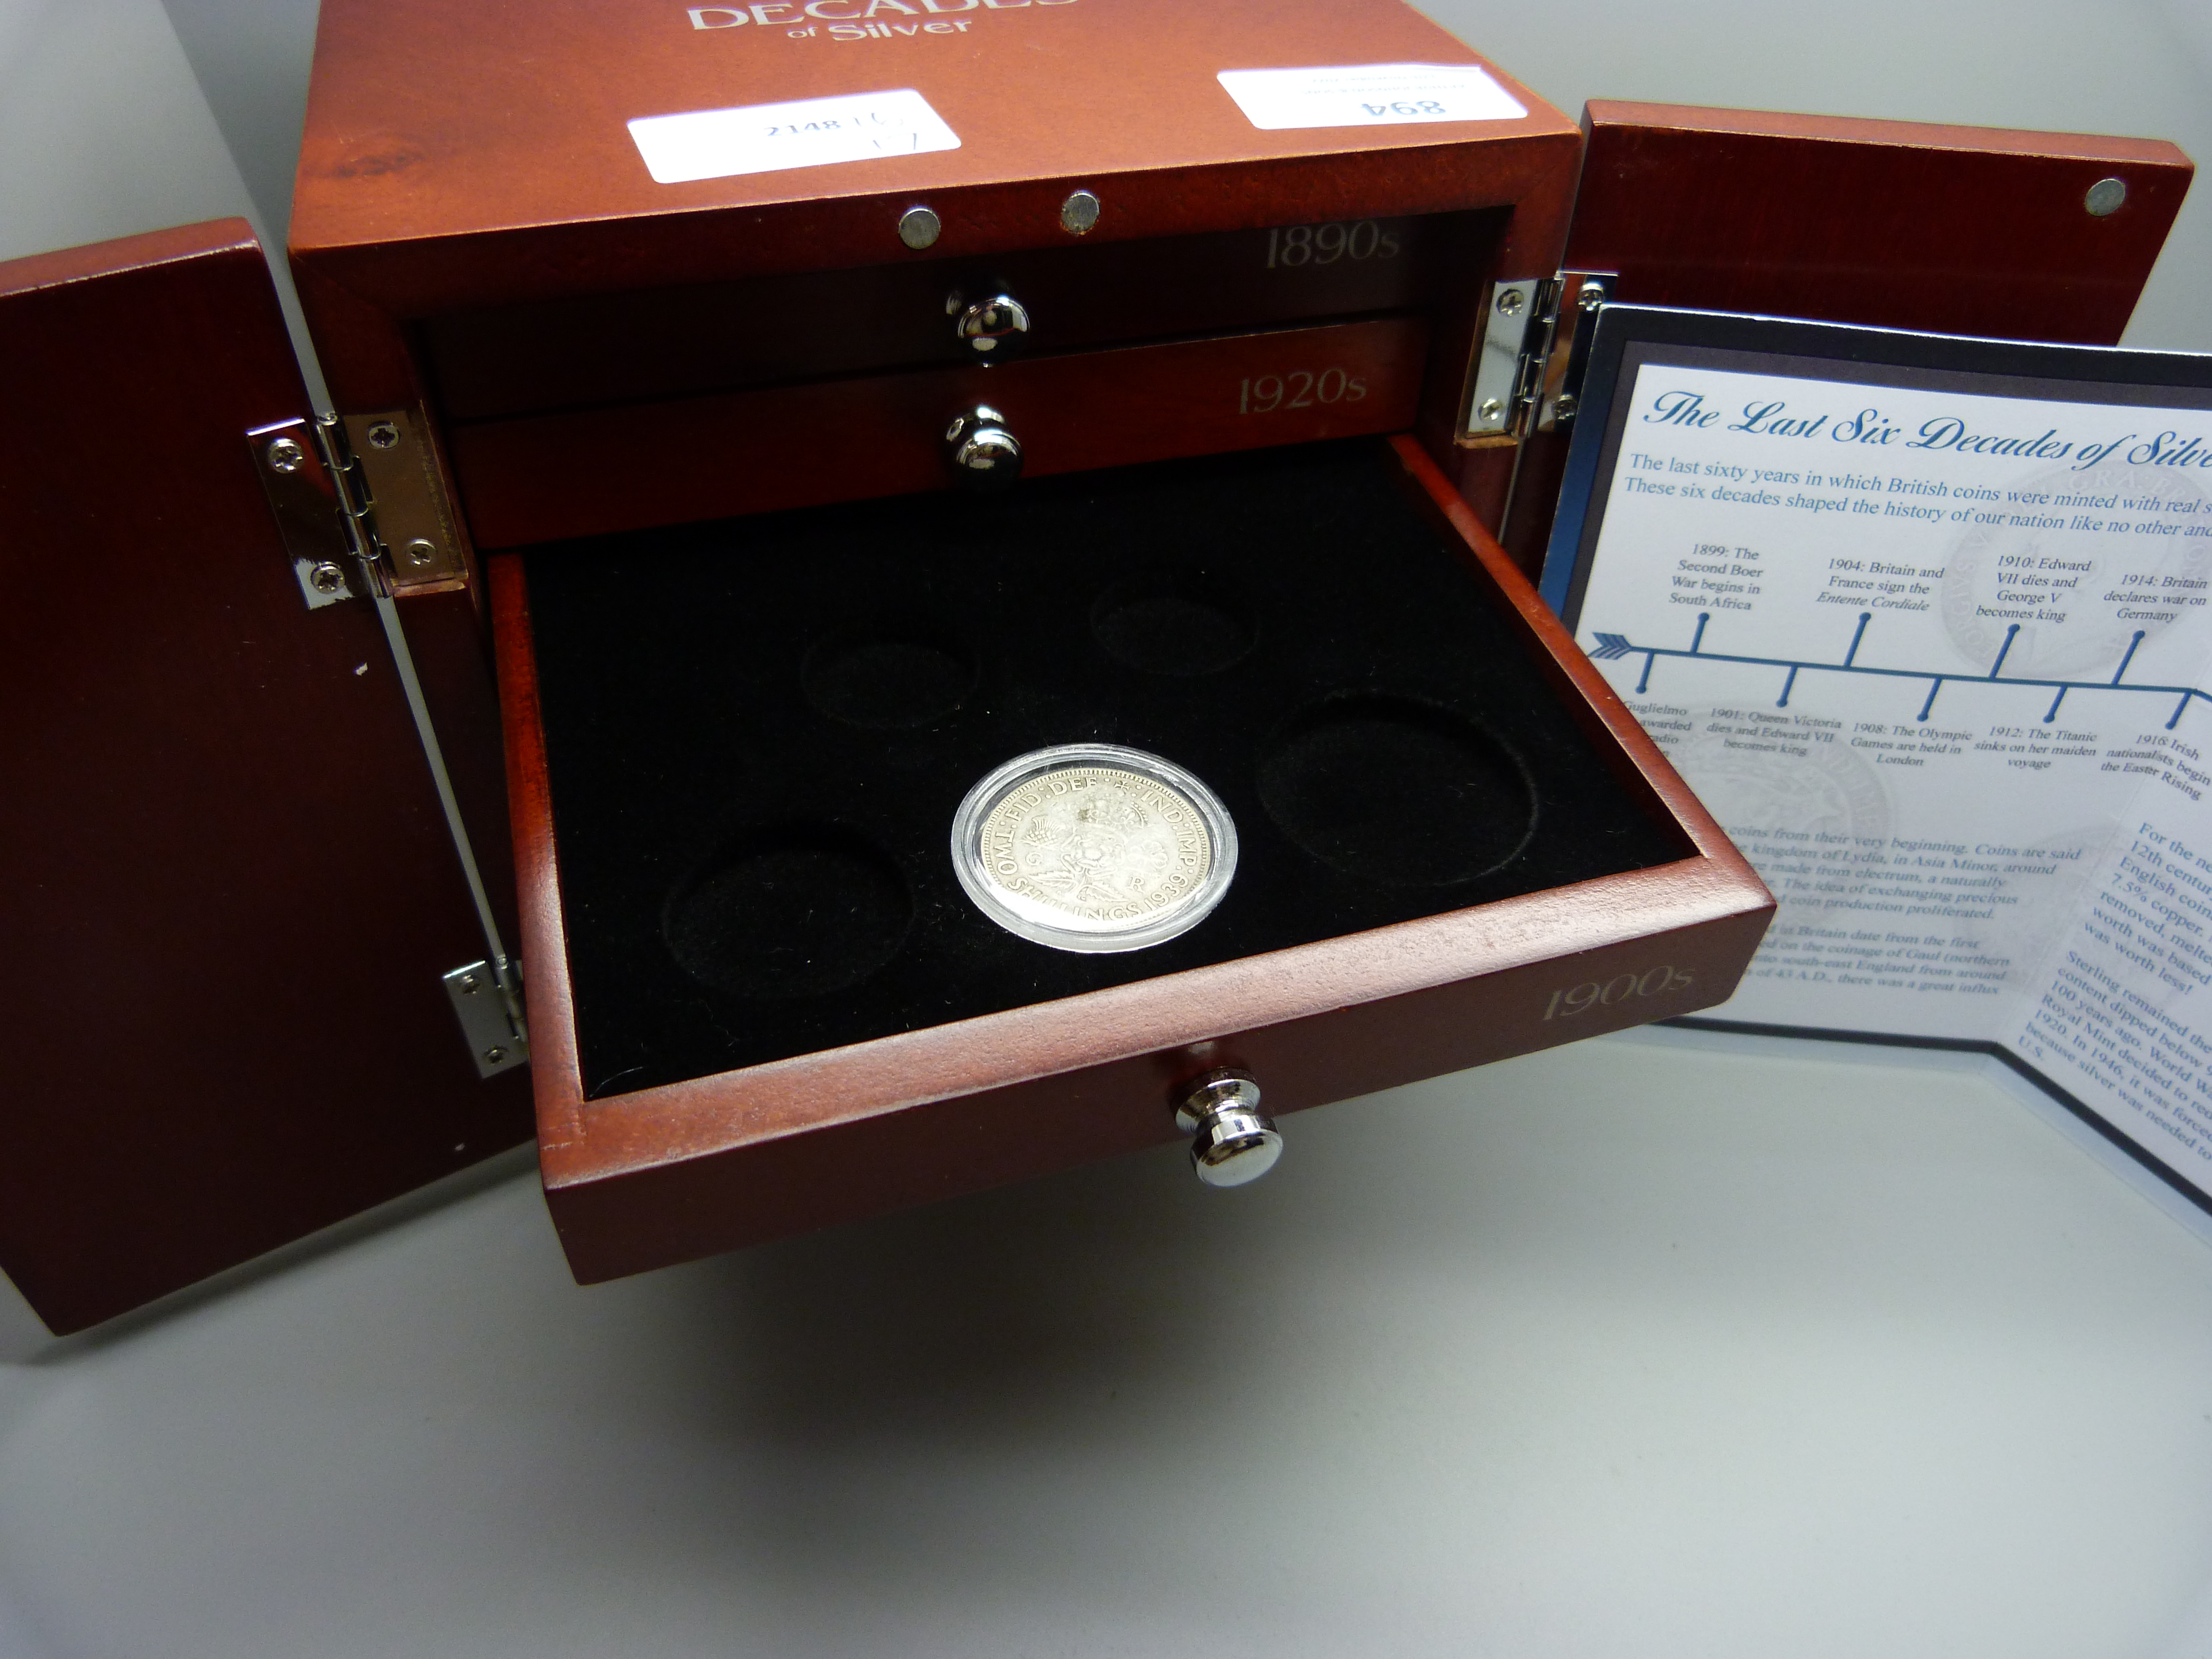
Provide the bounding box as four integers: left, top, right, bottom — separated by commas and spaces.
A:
495, 432, 1772, 1283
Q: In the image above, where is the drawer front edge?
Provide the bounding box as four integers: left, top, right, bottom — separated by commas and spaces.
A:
541, 888, 1771, 1285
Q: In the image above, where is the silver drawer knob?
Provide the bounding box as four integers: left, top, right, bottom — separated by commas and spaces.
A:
953, 291, 1030, 358
1174, 1069, 1281, 1187
943, 404, 1023, 488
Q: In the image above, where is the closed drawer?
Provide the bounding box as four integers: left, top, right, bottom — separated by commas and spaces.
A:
423, 212, 1477, 422
450, 317, 1428, 547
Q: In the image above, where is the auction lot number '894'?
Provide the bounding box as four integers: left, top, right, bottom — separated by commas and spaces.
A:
1543, 965, 1695, 1020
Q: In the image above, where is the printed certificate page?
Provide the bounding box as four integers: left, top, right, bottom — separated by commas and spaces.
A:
1564, 338, 2212, 1196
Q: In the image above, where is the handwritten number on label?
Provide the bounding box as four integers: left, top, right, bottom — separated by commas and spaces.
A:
767, 112, 908, 141
1238, 368, 1369, 415
1542, 965, 1695, 1019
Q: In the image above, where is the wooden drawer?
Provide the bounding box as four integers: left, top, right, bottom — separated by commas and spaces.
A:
423, 212, 1476, 421
495, 433, 1771, 1284
450, 317, 1428, 547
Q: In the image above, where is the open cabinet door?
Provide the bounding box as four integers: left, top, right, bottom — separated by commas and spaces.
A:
1501, 103, 2194, 561
0, 220, 532, 1335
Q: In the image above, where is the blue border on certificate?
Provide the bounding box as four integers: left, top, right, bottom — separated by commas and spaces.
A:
1537, 306, 2212, 630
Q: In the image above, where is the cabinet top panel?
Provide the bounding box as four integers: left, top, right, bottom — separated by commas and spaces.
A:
289, 0, 1575, 305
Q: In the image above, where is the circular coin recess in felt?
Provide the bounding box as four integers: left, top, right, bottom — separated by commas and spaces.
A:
1258, 695, 1537, 886
802, 625, 980, 729
951, 743, 1238, 953
664, 825, 912, 998
1089, 573, 1256, 677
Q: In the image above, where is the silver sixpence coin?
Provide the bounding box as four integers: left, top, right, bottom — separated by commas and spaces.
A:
950, 743, 1237, 952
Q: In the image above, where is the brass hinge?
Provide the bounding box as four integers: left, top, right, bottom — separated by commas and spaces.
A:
247, 410, 470, 605
1460, 270, 1616, 446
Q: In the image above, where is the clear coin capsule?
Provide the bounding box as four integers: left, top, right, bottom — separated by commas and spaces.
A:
950, 743, 1238, 953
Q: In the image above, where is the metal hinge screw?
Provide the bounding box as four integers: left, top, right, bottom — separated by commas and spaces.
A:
308, 561, 347, 595
1552, 393, 1579, 420
1496, 287, 1525, 317
1478, 397, 1505, 421
365, 420, 401, 449
484, 1047, 506, 1064
1578, 283, 1609, 311
265, 436, 306, 473
402, 538, 438, 567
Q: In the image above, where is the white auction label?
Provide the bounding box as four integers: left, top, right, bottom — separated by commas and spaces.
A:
1216, 63, 1525, 133
628, 88, 959, 185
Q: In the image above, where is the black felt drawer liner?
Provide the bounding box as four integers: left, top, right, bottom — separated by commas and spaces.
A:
521, 439, 1687, 1099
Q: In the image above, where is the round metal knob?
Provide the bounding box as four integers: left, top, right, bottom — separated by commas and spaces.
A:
1174, 1069, 1281, 1187
943, 404, 1023, 489
953, 291, 1030, 358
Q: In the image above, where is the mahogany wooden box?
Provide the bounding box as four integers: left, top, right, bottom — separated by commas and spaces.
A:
281, 0, 1784, 1286
0, 0, 2190, 1329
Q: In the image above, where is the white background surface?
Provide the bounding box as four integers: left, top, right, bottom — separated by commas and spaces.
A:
9, 1035, 2212, 1658
3, 1, 2212, 1654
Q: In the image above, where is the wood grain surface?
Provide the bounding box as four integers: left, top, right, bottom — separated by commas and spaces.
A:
1566, 100, 2189, 338
424, 212, 1454, 421
289, 0, 1581, 487
1498, 102, 2195, 562
292, 0, 1570, 290
452, 317, 1428, 546
0, 221, 531, 1334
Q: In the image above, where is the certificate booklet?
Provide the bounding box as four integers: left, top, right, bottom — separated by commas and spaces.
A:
1542, 308, 2212, 1215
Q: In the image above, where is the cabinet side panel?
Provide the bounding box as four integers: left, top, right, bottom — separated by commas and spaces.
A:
0, 222, 531, 1334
